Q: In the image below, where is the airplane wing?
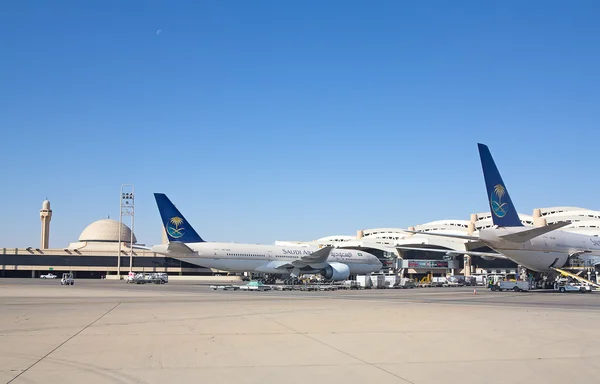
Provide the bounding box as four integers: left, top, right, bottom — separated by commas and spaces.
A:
297, 246, 334, 264
270, 246, 335, 270
395, 246, 507, 259
402, 230, 479, 241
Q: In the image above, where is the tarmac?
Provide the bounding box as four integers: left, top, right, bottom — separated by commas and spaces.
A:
2, 279, 600, 384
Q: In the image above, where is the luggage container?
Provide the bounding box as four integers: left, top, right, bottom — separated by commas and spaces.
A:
371, 274, 385, 289
383, 275, 399, 289
431, 276, 448, 287
356, 275, 372, 289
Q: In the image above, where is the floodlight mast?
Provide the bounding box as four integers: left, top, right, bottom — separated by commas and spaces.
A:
117, 184, 135, 278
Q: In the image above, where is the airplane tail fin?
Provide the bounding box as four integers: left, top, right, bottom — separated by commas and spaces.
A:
478, 143, 523, 227
154, 193, 205, 243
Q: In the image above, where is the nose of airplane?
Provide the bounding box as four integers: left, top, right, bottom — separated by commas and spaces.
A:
374, 256, 383, 268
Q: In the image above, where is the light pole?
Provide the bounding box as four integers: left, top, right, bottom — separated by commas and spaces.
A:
117, 184, 135, 278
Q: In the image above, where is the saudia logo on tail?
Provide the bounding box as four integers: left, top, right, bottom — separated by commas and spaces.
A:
167, 217, 185, 238
490, 184, 508, 218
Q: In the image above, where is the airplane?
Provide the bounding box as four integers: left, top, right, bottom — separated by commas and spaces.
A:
150, 193, 383, 281
396, 143, 600, 274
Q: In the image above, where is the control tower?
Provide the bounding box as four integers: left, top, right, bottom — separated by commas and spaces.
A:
40, 199, 52, 249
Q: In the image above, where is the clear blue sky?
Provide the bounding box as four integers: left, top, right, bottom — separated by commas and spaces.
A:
2, 1, 600, 248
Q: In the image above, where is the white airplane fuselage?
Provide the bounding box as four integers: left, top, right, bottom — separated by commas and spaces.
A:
479, 227, 600, 272
158, 242, 383, 275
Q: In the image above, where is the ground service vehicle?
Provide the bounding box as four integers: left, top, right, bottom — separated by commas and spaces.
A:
342, 280, 360, 289
240, 281, 271, 291
125, 272, 135, 283
128, 273, 168, 284
394, 278, 417, 289
210, 285, 240, 291
40, 273, 57, 279
61, 273, 74, 285
490, 280, 530, 292
446, 276, 465, 287
430, 276, 448, 287
554, 283, 591, 293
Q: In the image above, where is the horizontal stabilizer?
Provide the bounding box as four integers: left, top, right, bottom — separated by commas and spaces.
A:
403, 230, 479, 241
151, 242, 194, 255
499, 222, 570, 243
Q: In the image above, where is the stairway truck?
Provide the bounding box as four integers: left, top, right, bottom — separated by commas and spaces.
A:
491, 281, 531, 292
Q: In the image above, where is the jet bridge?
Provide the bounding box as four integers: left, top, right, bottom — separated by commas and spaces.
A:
551, 267, 600, 289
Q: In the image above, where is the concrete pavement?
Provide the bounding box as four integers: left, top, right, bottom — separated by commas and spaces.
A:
1, 279, 599, 383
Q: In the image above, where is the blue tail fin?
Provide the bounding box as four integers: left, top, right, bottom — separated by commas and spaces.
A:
154, 193, 205, 243
477, 143, 523, 227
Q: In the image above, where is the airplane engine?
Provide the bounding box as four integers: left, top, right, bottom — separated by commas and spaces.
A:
480, 255, 497, 261
321, 262, 350, 281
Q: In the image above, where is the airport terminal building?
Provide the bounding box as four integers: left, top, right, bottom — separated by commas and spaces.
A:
2, 200, 600, 279
278, 207, 600, 278
0, 201, 212, 278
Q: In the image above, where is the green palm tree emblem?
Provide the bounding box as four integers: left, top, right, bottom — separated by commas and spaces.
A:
491, 184, 508, 217
168, 217, 185, 238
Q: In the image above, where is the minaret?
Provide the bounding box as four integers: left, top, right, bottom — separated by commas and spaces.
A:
40, 199, 52, 249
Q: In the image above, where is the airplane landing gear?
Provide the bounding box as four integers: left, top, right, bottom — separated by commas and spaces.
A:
283, 277, 299, 285
265, 274, 277, 284
257, 274, 277, 284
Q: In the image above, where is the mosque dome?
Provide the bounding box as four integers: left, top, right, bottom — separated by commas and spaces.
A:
78, 219, 137, 244
42, 200, 50, 210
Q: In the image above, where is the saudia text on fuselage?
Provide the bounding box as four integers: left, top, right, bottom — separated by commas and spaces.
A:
282, 249, 354, 258
282, 249, 315, 256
